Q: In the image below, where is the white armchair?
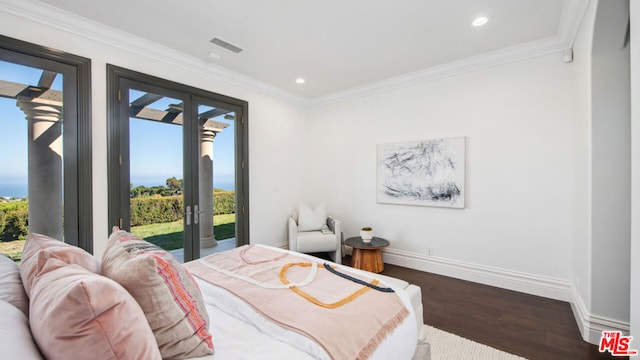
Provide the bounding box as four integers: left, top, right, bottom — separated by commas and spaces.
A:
288, 204, 342, 262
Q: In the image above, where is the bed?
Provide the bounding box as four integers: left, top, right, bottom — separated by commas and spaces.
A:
0, 231, 431, 360
189, 244, 429, 359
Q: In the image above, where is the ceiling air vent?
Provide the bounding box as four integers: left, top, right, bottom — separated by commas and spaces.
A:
209, 37, 243, 54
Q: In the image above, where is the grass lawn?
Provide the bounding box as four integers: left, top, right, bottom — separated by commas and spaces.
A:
0, 239, 26, 263
132, 213, 236, 251
0, 213, 236, 261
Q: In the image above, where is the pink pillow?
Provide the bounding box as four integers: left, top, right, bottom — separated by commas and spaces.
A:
29, 258, 162, 360
102, 228, 214, 359
20, 233, 100, 296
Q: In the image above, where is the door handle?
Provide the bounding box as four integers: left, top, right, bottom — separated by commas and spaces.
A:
185, 205, 192, 226
193, 205, 214, 225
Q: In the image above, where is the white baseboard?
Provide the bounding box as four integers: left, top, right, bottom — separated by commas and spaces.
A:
568, 284, 631, 345
382, 248, 572, 301
274, 243, 630, 344
380, 248, 630, 345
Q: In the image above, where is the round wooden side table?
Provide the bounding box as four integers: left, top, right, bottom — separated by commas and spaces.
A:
344, 236, 389, 273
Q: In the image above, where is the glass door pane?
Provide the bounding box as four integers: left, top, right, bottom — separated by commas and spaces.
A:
196, 104, 236, 257
110, 69, 247, 263
0, 60, 63, 262
128, 89, 187, 261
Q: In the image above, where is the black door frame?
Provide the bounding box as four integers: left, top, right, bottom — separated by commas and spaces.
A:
106, 65, 249, 261
0, 35, 92, 252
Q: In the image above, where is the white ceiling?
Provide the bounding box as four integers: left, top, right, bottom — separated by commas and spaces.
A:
37, 0, 582, 100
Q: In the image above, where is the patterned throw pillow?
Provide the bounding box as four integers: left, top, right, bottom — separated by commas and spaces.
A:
102, 227, 214, 359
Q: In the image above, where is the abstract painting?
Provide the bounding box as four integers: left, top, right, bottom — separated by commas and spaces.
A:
377, 137, 465, 208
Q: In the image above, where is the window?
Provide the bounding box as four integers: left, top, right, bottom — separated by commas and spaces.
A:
0, 35, 92, 258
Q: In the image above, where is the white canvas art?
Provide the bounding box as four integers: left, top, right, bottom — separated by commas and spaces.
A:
377, 137, 465, 208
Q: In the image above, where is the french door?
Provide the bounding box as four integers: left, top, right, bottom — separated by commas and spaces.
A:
0, 35, 92, 256
108, 66, 249, 262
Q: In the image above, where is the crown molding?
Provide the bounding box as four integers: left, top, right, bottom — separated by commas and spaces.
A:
310, 36, 569, 107
310, 0, 590, 107
0, 0, 309, 106
1, 0, 590, 108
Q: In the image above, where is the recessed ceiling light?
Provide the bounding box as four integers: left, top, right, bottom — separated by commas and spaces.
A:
472, 16, 489, 27
296, 78, 305, 84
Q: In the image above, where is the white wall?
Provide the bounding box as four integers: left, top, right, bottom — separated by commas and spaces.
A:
629, 0, 640, 346
307, 53, 576, 281
305, 2, 634, 343
567, 0, 632, 343
2, 0, 635, 345
590, 0, 631, 324
0, 3, 309, 256
570, 0, 595, 317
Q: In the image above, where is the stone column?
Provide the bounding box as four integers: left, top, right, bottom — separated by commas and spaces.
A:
17, 97, 63, 240
199, 120, 229, 248
199, 127, 217, 248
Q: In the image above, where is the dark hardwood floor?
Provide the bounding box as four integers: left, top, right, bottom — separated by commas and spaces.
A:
377, 262, 625, 360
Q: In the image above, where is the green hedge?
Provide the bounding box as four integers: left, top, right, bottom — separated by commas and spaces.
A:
131, 191, 235, 226
0, 191, 235, 239
130, 196, 183, 226
213, 191, 235, 215
0, 201, 29, 242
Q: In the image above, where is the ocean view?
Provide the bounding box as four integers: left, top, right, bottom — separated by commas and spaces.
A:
0, 183, 27, 198
0, 181, 235, 198
131, 179, 235, 192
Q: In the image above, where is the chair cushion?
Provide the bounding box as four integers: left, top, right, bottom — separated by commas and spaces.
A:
0, 254, 29, 316
102, 227, 214, 359
296, 231, 338, 253
298, 202, 326, 231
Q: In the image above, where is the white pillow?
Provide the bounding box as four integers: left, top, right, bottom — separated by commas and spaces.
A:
0, 300, 43, 359
0, 254, 29, 316
297, 202, 326, 231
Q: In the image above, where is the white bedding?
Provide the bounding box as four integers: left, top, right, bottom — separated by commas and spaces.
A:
192, 245, 417, 359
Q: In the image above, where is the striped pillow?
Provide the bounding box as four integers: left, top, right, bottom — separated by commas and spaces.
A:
102, 227, 213, 359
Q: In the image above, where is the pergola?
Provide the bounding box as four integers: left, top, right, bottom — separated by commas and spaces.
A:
0, 73, 230, 248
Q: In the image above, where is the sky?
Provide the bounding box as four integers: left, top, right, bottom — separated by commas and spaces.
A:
0, 62, 53, 186
0, 60, 235, 197
128, 89, 236, 188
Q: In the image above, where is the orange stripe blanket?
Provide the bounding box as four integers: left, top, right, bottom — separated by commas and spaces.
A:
184, 245, 409, 360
